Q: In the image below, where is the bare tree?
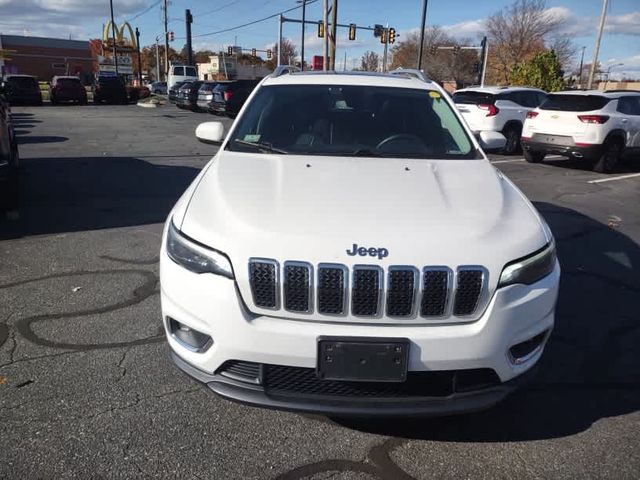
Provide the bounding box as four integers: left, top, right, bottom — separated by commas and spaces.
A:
547, 35, 576, 69
265, 38, 298, 69
486, 0, 565, 83
360, 51, 380, 72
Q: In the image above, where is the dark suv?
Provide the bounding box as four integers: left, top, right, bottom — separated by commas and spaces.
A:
93, 76, 127, 104
1, 75, 43, 106
50, 76, 87, 105
0, 85, 19, 212
176, 81, 204, 111
208, 79, 260, 117
168, 81, 187, 104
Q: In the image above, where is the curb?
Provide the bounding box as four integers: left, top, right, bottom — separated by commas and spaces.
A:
137, 101, 159, 108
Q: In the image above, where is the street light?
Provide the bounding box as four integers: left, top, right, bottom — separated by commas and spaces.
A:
296, 0, 307, 70
603, 62, 623, 89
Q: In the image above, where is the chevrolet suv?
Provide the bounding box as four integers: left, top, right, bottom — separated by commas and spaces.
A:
453, 86, 547, 155
522, 90, 640, 173
161, 70, 560, 416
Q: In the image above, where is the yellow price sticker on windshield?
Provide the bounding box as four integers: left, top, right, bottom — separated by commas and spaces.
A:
429, 91, 441, 99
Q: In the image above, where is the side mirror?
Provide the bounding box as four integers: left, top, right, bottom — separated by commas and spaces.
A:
478, 130, 507, 152
195, 122, 225, 145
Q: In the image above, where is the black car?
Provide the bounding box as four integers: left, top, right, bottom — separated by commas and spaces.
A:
0, 85, 19, 212
50, 76, 87, 105
1, 75, 43, 106
176, 80, 204, 111
93, 76, 127, 104
168, 81, 187, 103
208, 79, 260, 117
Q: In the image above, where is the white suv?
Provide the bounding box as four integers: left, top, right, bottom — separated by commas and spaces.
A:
160, 70, 560, 416
522, 90, 640, 173
453, 86, 547, 155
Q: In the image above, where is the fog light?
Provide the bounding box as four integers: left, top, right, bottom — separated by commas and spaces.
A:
167, 317, 213, 352
509, 331, 548, 365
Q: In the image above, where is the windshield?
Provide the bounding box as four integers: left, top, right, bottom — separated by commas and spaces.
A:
57, 78, 81, 87
226, 84, 475, 159
185, 67, 197, 76
540, 94, 610, 112
8, 77, 38, 88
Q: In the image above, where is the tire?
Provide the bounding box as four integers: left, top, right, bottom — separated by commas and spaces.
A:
50, 97, 57, 106
593, 140, 621, 174
502, 124, 522, 155
524, 149, 545, 163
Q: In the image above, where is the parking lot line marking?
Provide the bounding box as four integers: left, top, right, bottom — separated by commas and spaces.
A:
588, 173, 640, 184
490, 158, 524, 164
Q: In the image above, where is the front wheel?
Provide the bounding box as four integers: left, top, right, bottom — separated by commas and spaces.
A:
524, 150, 545, 163
593, 141, 621, 173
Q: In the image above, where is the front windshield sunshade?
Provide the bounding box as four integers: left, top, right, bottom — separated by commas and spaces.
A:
226, 85, 477, 159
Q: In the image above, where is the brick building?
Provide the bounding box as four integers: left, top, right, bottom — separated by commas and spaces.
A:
0, 34, 93, 84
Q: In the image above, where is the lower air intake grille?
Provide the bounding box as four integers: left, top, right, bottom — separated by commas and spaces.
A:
317, 266, 346, 315
283, 263, 311, 312
351, 267, 382, 316
263, 364, 499, 398
249, 260, 278, 308
218, 360, 261, 384
386, 269, 416, 317
453, 269, 483, 316
421, 269, 449, 316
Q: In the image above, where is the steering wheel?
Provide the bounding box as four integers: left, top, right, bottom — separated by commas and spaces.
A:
375, 133, 425, 151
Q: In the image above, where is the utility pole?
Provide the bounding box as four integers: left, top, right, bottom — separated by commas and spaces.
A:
578, 46, 586, 87
417, 0, 428, 70
322, 0, 328, 70
382, 26, 388, 72
185, 9, 193, 66
480, 42, 489, 87
300, 0, 306, 70
477, 36, 487, 86
587, 0, 608, 90
135, 27, 142, 84
155, 37, 160, 82
329, 0, 338, 70
163, 0, 169, 81
343, 51, 347, 71
109, 0, 119, 75
277, 14, 283, 66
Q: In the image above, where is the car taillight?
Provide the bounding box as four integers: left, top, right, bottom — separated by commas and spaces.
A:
578, 115, 609, 124
478, 103, 499, 117
526, 111, 539, 119
224, 91, 233, 101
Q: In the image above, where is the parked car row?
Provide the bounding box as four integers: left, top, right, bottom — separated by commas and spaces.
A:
170, 79, 260, 117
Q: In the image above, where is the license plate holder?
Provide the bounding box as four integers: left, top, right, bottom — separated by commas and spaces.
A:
317, 337, 409, 382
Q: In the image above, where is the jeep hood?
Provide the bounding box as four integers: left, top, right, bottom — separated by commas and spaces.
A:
179, 151, 548, 313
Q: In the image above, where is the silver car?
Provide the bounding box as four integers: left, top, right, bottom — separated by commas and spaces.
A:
196, 82, 217, 111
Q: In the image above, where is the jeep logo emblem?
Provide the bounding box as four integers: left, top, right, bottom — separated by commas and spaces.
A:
346, 243, 389, 260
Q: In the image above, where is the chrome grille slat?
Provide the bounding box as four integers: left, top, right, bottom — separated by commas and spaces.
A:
247, 260, 485, 320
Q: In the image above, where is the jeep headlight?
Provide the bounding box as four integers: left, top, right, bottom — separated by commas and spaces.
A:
498, 240, 556, 288
166, 220, 234, 278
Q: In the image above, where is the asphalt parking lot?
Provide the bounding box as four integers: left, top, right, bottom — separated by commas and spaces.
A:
1, 103, 639, 479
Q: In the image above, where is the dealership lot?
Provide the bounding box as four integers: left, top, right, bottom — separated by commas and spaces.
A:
1, 104, 639, 479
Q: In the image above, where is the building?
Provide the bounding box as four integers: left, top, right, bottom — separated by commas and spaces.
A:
0, 34, 93, 84
197, 54, 271, 81
597, 81, 640, 91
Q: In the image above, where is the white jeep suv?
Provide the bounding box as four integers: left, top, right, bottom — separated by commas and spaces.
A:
453, 86, 547, 155
522, 90, 640, 173
160, 70, 560, 416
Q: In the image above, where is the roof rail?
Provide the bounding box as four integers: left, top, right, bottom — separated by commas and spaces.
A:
272, 65, 301, 77
388, 68, 430, 83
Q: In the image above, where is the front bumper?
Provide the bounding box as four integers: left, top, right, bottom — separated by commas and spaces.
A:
522, 138, 603, 160
160, 248, 559, 416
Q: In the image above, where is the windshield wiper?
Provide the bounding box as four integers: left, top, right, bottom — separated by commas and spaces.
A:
232, 139, 288, 154
342, 149, 385, 157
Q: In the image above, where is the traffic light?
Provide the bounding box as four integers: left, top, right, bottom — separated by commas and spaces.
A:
473, 62, 480, 73
429, 45, 437, 55
227, 45, 233, 55
348, 23, 356, 41
380, 28, 387, 44
453, 45, 461, 55
169, 31, 174, 42
317, 20, 324, 38
267, 49, 272, 60
388, 28, 396, 44
373, 24, 384, 38
251, 48, 256, 57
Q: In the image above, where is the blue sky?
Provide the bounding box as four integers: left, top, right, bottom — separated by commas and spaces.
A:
2, 0, 639, 78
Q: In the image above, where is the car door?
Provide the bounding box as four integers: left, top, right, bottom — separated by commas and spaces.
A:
0, 94, 11, 167
618, 96, 640, 150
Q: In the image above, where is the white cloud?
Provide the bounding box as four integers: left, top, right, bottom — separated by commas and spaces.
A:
441, 19, 485, 40
605, 12, 640, 36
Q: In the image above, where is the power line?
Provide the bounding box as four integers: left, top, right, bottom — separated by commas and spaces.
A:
124, 0, 162, 23
194, 1, 241, 18
190, 0, 318, 39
